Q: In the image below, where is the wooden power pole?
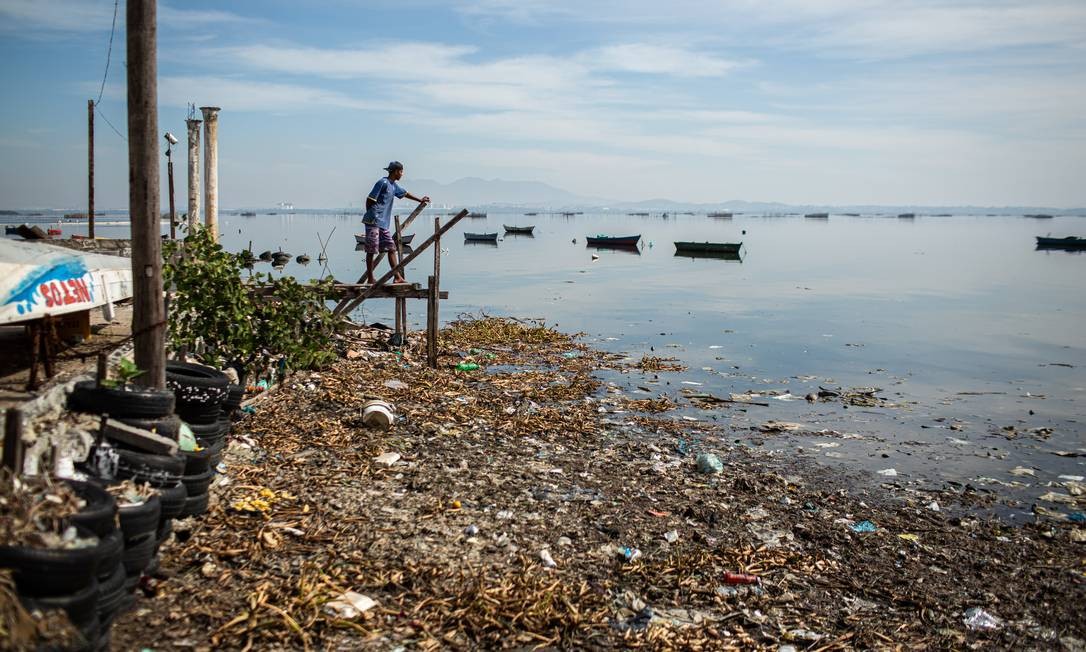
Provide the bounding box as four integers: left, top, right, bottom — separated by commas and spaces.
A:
87, 99, 94, 239
126, 0, 165, 388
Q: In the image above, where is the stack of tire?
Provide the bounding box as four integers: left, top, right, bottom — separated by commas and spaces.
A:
67, 381, 185, 597
0, 480, 124, 650
166, 361, 238, 519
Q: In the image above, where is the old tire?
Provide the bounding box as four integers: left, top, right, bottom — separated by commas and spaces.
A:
121, 533, 156, 577
64, 480, 118, 539
68, 380, 175, 418
181, 468, 215, 497
116, 414, 182, 439
96, 530, 124, 583
118, 495, 161, 541
178, 491, 209, 518
157, 482, 187, 520
0, 527, 104, 598
20, 580, 100, 648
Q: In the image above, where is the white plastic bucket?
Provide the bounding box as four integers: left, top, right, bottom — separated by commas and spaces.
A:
362, 400, 395, 429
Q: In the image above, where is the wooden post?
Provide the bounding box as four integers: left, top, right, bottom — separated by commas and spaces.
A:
96, 353, 108, 387
167, 142, 176, 240
87, 99, 95, 239
394, 215, 406, 339
2, 408, 25, 474
428, 215, 441, 367
126, 0, 166, 389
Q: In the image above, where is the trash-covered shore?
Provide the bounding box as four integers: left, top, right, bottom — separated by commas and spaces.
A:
110, 318, 1085, 650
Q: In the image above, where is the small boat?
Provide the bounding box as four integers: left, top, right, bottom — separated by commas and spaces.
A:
586, 234, 640, 247
627, 212, 650, 217
296, 254, 310, 264
675, 249, 743, 262
47, 227, 62, 236
559, 212, 577, 217
4, 225, 20, 235
898, 213, 916, 219
503, 225, 535, 234
467, 211, 487, 218
804, 212, 829, 219
464, 232, 498, 242
1026, 214, 1054, 219
240, 211, 256, 217
524, 212, 538, 216
1036, 236, 1086, 249
258, 250, 273, 261
673, 241, 742, 254
707, 212, 733, 218
842, 212, 861, 217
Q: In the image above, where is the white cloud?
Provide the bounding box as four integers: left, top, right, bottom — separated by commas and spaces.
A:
585, 44, 745, 77
157, 76, 393, 113
0, 0, 255, 34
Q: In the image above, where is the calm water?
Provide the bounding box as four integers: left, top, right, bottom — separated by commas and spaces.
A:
9, 211, 1086, 515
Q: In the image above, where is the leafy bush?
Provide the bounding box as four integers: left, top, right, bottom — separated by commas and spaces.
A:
163, 227, 339, 382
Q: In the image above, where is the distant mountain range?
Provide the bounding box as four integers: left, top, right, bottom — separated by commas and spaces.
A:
395, 178, 1085, 215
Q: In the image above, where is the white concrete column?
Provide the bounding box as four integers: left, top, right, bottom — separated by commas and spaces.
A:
185, 118, 201, 230
200, 106, 221, 242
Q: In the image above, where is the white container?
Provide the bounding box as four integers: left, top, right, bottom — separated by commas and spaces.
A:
362, 400, 395, 429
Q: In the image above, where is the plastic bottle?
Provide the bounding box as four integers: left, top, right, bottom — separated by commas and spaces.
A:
723, 571, 760, 585
456, 362, 480, 371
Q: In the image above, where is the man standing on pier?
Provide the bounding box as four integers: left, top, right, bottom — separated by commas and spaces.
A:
363, 161, 429, 284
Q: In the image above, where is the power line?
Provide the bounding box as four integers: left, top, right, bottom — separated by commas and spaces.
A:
96, 105, 126, 141
94, 0, 120, 106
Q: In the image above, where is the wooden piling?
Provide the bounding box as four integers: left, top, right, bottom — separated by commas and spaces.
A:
126, 0, 166, 388
2, 408, 25, 474
394, 215, 404, 337
87, 99, 95, 239
427, 215, 441, 367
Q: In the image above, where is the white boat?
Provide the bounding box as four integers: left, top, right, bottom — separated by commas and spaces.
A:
0, 239, 133, 325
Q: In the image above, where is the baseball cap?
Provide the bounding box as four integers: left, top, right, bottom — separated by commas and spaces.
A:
384, 161, 404, 172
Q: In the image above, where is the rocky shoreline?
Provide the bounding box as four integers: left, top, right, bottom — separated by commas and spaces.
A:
109, 318, 1085, 650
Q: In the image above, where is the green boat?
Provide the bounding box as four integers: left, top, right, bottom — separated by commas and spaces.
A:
673, 241, 742, 254
1036, 236, 1086, 249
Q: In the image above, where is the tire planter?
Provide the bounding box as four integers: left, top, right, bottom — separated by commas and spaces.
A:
121, 532, 156, 577
95, 530, 124, 583
68, 380, 175, 419
0, 527, 104, 598
187, 417, 230, 440
167, 361, 229, 423
181, 467, 216, 498
20, 579, 100, 649
116, 413, 182, 439
64, 480, 117, 539
113, 448, 185, 487
96, 562, 127, 619
118, 495, 161, 541
197, 436, 227, 469
157, 482, 187, 520
222, 383, 245, 415
181, 447, 212, 475
178, 491, 210, 518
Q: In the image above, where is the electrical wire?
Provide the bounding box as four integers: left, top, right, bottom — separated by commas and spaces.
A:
96, 105, 126, 141
94, 0, 120, 107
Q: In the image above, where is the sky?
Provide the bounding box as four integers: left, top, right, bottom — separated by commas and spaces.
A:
0, 0, 1084, 209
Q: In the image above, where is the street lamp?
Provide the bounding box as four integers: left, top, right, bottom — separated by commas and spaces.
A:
164, 132, 178, 239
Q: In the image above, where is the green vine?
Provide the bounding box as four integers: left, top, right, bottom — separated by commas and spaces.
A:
163, 227, 340, 383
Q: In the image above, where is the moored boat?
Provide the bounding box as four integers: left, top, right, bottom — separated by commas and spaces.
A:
503, 225, 535, 234
586, 234, 640, 247
707, 212, 733, 218
464, 232, 498, 242
804, 212, 829, 219
898, 213, 916, 219
1036, 236, 1086, 249
467, 211, 487, 218
1026, 214, 1054, 219
354, 233, 414, 245
673, 241, 742, 254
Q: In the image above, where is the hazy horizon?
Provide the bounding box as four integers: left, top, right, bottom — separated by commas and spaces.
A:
1, 1, 1084, 209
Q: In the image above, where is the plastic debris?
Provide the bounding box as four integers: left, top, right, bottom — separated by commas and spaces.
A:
927, 501, 941, 512
1068, 512, 1086, 524
464, 524, 479, 537
963, 607, 1003, 631
562, 351, 581, 359
723, 571, 760, 585
324, 591, 378, 619
663, 530, 679, 544
383, 379, 408, 390
612, 606, 653, 632
898, 533, 920, 544
696, 453, 723, 474
877, 468, 898, 477
374, 452, 401, 467
539, 548, 557, 568
850, 520, 878, 533
455, 362, 480, 371
620, 546, 642, 563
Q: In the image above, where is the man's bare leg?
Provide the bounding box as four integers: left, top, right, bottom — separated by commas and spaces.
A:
365, 252, 377, 284
387, 250, 407, 284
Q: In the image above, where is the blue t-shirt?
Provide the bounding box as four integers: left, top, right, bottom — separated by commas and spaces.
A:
363, 177, 407, 229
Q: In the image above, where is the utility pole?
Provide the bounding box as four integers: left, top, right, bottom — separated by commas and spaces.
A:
185, 117, 201, 230
200, 106, 220, 242
87, 99, 95, 239
126, 0, 165, 389
165, 134, 176, 240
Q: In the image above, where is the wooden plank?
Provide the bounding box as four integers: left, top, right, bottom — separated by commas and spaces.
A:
333, 202, 429, 314
103, 418, 179, 454
334, 209, 468, 317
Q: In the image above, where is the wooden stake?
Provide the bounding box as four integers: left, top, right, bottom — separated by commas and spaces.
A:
96, 353, 108, 387
127, 0, 166, 388
428, 215, 442, 368
394, 215, 405, 338
2, 408, 25, 474
87, 99, 95, 239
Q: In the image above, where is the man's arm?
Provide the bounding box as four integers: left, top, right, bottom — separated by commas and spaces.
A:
403, 192, 429, 204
